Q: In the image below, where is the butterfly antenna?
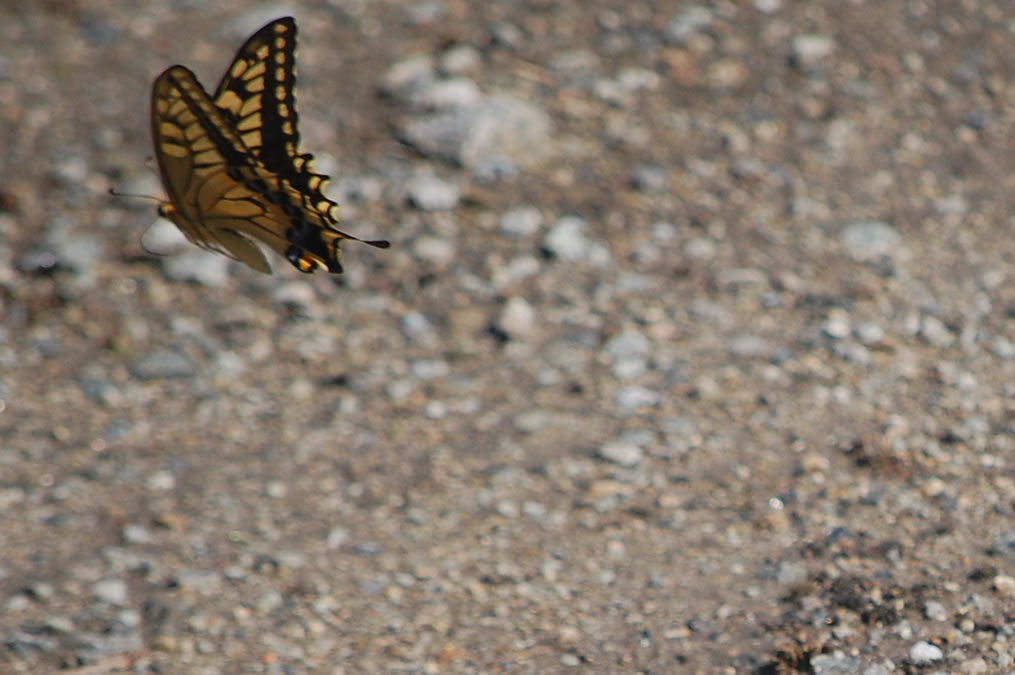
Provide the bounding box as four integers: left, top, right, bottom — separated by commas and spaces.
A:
109, 187, 162, 203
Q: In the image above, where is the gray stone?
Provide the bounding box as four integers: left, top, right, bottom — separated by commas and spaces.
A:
499, 206, 543, 239
401, 94, 553, 169
495, 296, 537, 339
598, 441, 643, 467
614, 386, 660, 410
754, 0, 782, 12
854, 321, 885, 345
271, 282, 319, 312
411, 359, 451, 380
683, 238, 716, 260
52, 235, 103, 272
822, 316, 850, 339
729, 335, 770, 358
840, 220, 900, 261
92, 578, 128, 605
514, 410, 550, 433
407, 77, 482, 110
791, 35, 836, 69
908, 641, 943, 663
919, 315, 954, 347
652, 222, 678, 241
121, 524, 151, 544
401, 311, 435, 339
605, 330, 650, 361
132, 350, 195, 379
490, 22, 523, 48
630, 163, 667, 192
543, 216, 591, 262
665, 6, 713, 46
776, 561, 807, 585
605, 330, 651, 379
923, 600, 948, 622
174, 569, 222, 595
440, 44, 481, 75
162, 250, 231, 286
405, 173, 461, 211
412, 236, 456, 265
380, 54, 436, 98
811, 651, 861, 674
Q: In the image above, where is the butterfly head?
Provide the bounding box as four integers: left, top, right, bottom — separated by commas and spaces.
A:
155, 200, 195, 242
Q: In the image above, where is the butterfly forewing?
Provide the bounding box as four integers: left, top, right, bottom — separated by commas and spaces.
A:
212, 17, 341, 225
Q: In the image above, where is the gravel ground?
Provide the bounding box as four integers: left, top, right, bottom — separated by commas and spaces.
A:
3, 1, 1015, 673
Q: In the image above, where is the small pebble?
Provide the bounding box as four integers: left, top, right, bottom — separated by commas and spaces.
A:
665, 6, 713, 46
923, 600, 948, 622
514, 410, 549, 433
791, 34, 836, 69
494, 297, 537, 339
146, 470, 176, 491
840, 220, 901, 261
630, 164, 667, 192
993, 575, 1015, 598
405, 173, 461, 211
776, 561, 807, 586
598, 441, 643, 467
412, 236, 457, 265
122, 524, 151, 544
614, 386, 660, 410
132, 350, 196, 380
440, 44, 481, 75
499, 206, 543, 239
401, 311, 435, 339
265, 481, 287, 498
908, 641, 943, 663
543, 216, 591, 262
92, 578, 129, 606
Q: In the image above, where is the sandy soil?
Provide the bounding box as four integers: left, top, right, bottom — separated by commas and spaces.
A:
3, 1, 1015, 672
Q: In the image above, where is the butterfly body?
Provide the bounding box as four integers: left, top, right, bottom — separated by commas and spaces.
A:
151, 17, 388, 274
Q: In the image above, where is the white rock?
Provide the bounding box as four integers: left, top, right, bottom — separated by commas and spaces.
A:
543, 216, 591, 262
407, 77, 482, 110
908, 641, 943, 663
496, 296, 537, 339
499, 206, 543, 238
791, 34, 836, 68
412, 236, 456, 265
92, 579, 129, 606
405, 173, 461, 211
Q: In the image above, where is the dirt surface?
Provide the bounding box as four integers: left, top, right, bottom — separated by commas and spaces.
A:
3, 1, 1015, 673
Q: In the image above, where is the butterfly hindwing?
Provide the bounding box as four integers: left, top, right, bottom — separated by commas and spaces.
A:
149, 17, 389, 275
152, 66, 272, 273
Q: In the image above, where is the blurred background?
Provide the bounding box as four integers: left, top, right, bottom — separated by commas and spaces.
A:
3, 1, 1015, 672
